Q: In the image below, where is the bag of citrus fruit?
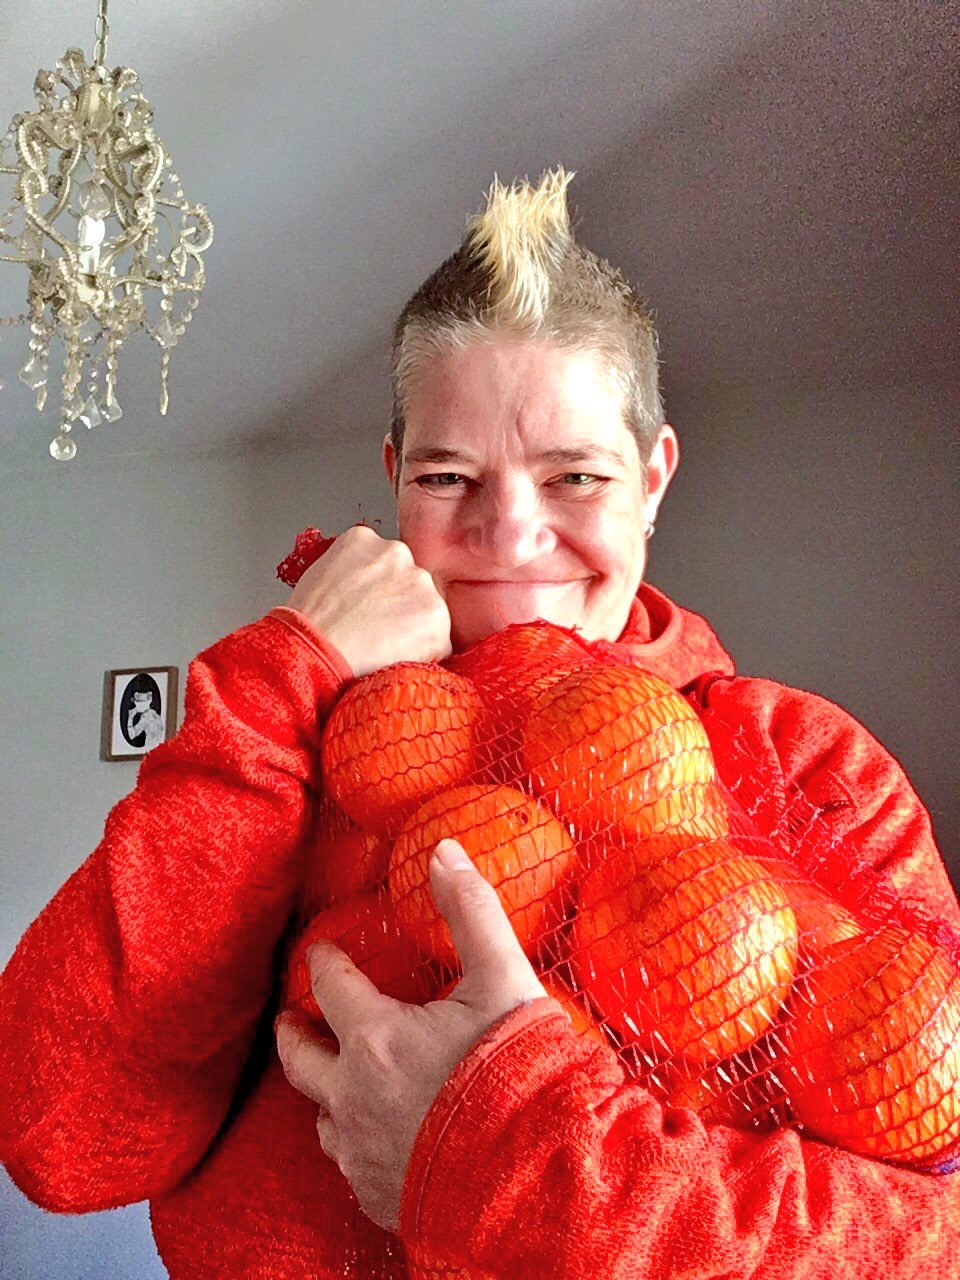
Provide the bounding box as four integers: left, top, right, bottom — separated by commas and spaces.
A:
278, 528, 960, 1189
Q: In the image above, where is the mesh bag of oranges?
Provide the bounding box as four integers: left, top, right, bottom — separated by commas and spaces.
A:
277, 530, 960, 1206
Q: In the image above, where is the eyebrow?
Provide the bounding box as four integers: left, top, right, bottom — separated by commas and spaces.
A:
403, 445, 628, 468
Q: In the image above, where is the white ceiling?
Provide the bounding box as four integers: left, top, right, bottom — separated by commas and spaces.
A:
0, 0, 955, 472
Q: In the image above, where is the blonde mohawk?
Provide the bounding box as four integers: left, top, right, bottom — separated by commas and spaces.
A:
463, 167, 576, 326
391, 164, 664, 469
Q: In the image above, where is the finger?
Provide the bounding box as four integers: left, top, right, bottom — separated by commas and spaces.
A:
275, 1011, 339, 1107
429, 840, 543, 990
305, 939, 387, 1041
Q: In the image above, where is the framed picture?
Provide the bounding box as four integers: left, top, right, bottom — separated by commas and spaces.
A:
101, 666, 179, 761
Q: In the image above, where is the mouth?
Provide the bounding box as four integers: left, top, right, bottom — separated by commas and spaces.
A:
451, 578, 589, 586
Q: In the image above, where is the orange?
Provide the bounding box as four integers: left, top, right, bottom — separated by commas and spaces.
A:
447, 619, 596, 690
321, 664, 483, 833
389, 784, 578, 968
576, 783, 731, 875
320, 827, 390, 904
786, 878, 862, 962
780, 926, 960, 1165
657, 1037, 789, 1133
572, 837, 798, 1066
523, 665, 717, 839
283, 891, 432, 1033
435, 962, 611, 1053
539, 966, 612, 1051
447, 621, 597, 785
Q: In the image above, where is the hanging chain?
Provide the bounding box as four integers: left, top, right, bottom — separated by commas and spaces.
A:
94, 0, 110, 67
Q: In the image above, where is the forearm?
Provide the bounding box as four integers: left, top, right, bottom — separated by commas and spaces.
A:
0, 612, 352, 1209
400, 1001, 960, 1279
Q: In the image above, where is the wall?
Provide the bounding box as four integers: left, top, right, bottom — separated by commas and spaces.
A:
654, 370, 959, 878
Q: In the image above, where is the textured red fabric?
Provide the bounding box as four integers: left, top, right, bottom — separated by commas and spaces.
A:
1, 585, 957, 1279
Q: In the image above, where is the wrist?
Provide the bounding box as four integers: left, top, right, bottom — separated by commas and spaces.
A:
267, 606, 355, 682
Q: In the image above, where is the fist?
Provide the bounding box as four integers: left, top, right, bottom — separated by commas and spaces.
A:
288, 525, 451, 676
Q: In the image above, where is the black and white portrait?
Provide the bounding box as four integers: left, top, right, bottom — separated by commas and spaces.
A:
101, 667, 179, 760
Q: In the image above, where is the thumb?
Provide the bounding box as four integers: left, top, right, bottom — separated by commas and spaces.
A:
429, 839, 545, 997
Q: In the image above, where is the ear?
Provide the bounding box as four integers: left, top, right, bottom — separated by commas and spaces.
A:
382, 433, 399, 491
644, 424, 680, 523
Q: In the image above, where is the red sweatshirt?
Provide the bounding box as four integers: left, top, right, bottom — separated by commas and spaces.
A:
1, 584, 958, 1279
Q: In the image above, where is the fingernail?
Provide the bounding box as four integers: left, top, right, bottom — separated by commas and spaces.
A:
434, 840, 471, 871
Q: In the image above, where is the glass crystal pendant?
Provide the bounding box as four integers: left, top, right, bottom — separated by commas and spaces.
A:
77, 179, 111, 218
101, 396, 122, 422
78, 396, 103, 429
50, 431, 77, 461
155, 316, 179, 348
18, 358, 48, 390
63, 391, 85, 420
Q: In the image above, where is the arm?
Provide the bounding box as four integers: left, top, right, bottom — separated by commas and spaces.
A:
0, 607, 352, 1213
695, 675, 960, 925
400, 999, 959, 1279
398, 675, 960, 1277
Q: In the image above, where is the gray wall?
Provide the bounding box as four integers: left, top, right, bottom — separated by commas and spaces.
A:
1, 371, 957, 1275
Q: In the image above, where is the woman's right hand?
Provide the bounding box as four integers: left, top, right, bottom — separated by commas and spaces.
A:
287, 525, 452, 677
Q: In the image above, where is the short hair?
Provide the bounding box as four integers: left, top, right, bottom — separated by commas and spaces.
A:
389, 166, 663, 482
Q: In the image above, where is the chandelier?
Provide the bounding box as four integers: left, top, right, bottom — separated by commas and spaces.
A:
0, 0, 213, 460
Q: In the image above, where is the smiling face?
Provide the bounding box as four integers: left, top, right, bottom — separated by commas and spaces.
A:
383, 335, 679, 650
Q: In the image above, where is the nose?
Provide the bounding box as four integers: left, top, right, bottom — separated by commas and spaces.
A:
464, 479, 557, 567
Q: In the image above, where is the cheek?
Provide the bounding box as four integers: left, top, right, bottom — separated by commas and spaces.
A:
396, 495, 459, 571
573, 501, 644, 582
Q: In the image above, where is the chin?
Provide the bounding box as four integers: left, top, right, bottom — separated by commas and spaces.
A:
450, 608, 583, 652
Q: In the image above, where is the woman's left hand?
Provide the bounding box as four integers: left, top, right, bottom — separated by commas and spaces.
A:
274, 838, 552, 1232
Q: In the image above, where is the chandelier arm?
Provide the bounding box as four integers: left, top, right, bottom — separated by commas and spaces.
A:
109, 274, 197, 292
103, 151, 135, 225
20, 179, 79, 268
16, 120, 50, 175
133, 146, 165, 193
181, 209, 214, 254
44, 142, 85, 224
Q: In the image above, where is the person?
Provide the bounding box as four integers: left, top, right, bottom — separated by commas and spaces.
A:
0, 167, 957, 1279
127, 688, 166, 751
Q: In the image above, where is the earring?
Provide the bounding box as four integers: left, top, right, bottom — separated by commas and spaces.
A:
645, 518, 656, 539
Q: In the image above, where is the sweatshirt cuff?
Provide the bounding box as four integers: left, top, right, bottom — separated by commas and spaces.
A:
266, 607, 355, 687
398, 997, 593, 1247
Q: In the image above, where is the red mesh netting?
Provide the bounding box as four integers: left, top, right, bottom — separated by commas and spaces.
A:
276, 529, 960, 1279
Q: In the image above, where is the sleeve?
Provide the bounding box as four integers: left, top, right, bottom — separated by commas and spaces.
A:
694, 675, 960, 926
0, 607, 353, 1213
399, 999, 960, 1280
397, 675, 960, 1278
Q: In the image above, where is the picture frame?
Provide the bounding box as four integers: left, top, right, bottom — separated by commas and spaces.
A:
101, 666, 179, 761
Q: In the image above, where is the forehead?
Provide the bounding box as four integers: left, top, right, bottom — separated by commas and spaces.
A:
403, 337, 634, 461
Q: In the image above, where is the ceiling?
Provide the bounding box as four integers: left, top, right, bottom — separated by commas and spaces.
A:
0, 0, 955, 472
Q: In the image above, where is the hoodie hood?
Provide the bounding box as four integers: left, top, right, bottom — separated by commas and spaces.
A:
593, 581, 736, 692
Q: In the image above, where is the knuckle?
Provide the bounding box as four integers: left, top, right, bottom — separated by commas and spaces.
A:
341, 524, 370, 547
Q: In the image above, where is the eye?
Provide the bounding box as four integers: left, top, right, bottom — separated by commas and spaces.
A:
555, 473, 607, 488
415, 472, 468, 488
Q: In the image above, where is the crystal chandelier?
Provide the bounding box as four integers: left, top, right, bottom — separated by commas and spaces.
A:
0, 0, 213, 459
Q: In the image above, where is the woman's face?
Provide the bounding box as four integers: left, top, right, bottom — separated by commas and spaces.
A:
383, 335, 678, 650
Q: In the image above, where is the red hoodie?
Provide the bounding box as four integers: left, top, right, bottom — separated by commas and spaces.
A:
1, 584, 957, 1278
